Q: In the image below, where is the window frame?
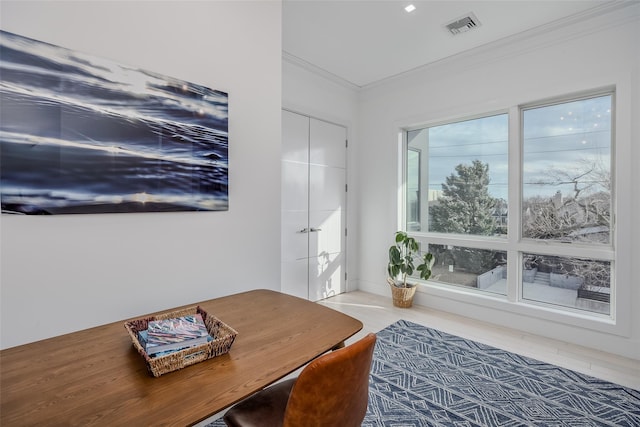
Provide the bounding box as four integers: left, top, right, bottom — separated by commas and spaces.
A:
400, 86, 627, 336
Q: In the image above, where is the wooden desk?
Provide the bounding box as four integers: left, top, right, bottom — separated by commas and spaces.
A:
0, 289, 363, 426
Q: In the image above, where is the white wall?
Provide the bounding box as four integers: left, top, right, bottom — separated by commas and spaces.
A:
355, 5, 640, 359
282, 59, 360, 291
0, 1, 282, 348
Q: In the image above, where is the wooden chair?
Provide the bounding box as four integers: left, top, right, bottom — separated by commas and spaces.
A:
223, 333, 377, 427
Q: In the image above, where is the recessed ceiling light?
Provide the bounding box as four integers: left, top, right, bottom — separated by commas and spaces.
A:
405, 4, 416, 13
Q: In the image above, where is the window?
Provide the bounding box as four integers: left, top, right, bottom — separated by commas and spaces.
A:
521, 94, 612, 314
407, 114, 508, 236
404, 90, 614, 317
407, 113, 509, 296
407, 148, 421, 230
522, 95, 611, 244
428, 244, 507, 295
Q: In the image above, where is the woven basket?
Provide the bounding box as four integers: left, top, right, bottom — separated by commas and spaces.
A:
124, 306, 237, 377
388, 279, 417, 308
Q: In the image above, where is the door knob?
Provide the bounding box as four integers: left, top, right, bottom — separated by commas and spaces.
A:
309, 227, 322, 232
299, 228, 309, 233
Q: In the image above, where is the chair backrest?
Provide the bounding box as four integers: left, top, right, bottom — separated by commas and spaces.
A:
282, 333, 377, 427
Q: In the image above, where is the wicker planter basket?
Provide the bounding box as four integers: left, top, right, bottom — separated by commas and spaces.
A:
388, 278, 417, 308
124, 306, 237, 377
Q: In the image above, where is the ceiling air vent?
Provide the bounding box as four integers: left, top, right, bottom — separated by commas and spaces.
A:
446, 13, 481, 35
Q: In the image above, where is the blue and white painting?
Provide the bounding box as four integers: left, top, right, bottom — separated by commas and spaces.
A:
0, 30, 228, 214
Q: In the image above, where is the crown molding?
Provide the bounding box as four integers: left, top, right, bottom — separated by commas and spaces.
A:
282, 51, 362, 91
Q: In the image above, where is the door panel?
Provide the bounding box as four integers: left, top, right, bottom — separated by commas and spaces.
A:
309, 252, 344, 301
281, 110, 310, 299
309, 165, 345, 212
309, 119, 346, 168
281, 211, 309, 262
282, 161, 308, 212
308, 119, 346, 301
281, 259, 309, 300
309, 209, 344, 256
282, 110, 309, 163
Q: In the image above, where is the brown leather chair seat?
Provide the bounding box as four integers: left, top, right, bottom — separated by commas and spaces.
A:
224, 333, 377, 427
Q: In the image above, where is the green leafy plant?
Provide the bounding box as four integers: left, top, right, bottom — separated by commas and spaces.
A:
387, 231, 435, 288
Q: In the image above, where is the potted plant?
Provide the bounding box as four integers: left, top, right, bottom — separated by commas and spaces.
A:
387, 231, 435, 308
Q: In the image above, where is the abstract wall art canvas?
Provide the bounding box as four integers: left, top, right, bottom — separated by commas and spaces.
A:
0, 30, 228, 215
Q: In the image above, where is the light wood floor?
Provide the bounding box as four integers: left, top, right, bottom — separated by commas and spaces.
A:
318, 290, 640, 390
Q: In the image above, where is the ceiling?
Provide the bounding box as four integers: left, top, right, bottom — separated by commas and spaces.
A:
282, 0, 616, 88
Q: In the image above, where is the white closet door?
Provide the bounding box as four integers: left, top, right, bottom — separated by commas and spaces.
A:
308, 118, 347, 301
281, 110, 347, 301
281, 110, 310, 299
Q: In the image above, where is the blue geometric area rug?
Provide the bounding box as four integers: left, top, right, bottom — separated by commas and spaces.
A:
363, 320, 639, 426
207, 320, 639, 426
